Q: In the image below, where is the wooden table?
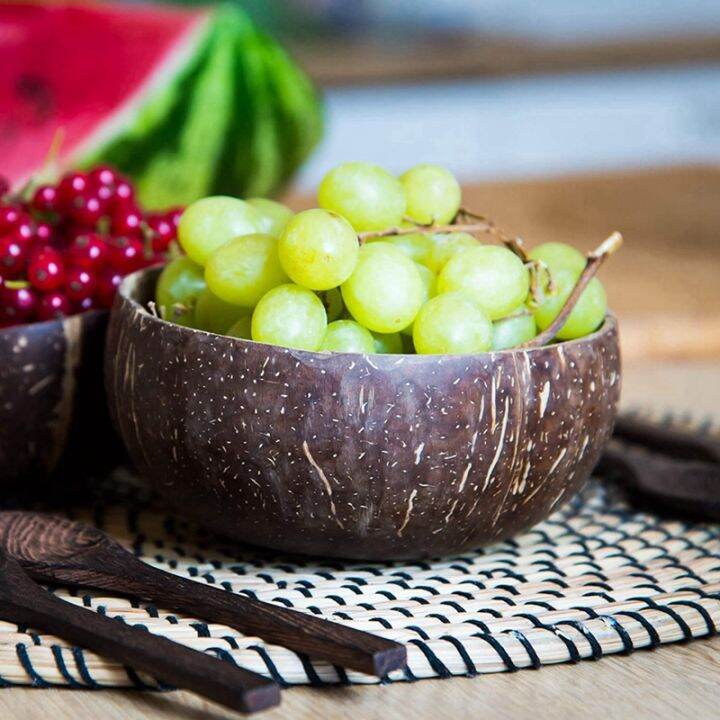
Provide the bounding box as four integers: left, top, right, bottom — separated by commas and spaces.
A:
2, 359, 718, 719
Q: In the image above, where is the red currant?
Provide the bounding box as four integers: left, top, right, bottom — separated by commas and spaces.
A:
111, 203, 143, 236
107, 236, 146, 274
28, 247, 65, 292
0, 205, 25, 234
14, 219, 35, 245
70, 191, 106, 227
89, 165, 119, 188
37, 291, 72, 321
112, 179, 135, 205
31, 185, 60, 214
57, 171, 89, 209
146, 213, 175, 253
65, 267, 97, 302
75, 295, 97, 313
96, 271, 123, 308
0, 236, 28, 278
0, 283, 37, 325
65, 233, 108, 272
166, 207, 184, 228
34, 221, 55, 246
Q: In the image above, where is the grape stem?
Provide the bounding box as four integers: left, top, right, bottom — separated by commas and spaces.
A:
358, 220, 493, 243
358, 207, 549, 302
358, 206, 531, 261
522, 231, 624, 349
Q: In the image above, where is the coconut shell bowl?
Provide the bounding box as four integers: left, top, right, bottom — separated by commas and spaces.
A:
0, 310, 121, 497
106, 267, 621, 561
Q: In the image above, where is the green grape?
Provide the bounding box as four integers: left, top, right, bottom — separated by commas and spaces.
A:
341, 243, 424, 333
427, 232, 477, 273
491, 312, 537, 350
317, 162, 406, 231
251, 284, 327, 351
194, 288, 247, 335
156, 256, 206, 327
529, 242, 587, 301
278, 209, 359, 290
438, 245, 530, 320
529, 242, 586, 274
386, 233, 434, 267
401, 263, 436, 336
534, 269, 607, 340
320, 320, 375, 353
319, 287, 344, 321
205, 233, 288, 307
178, 196, 265, 266
247, 198, 294, 237
413, 292, 492, 355
226, 314, 252, 340
372, 331, 403, 354
400, 164, 461, 225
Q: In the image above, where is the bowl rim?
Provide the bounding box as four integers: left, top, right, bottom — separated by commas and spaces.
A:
0, 308, 108, 336
117, 265, 618, 360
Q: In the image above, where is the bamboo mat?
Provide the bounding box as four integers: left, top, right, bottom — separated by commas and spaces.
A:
0, 412, 718, 689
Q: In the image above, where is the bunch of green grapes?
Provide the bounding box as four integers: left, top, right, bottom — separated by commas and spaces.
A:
156, 163, 607, 354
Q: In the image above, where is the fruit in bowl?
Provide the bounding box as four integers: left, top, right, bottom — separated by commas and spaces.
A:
106, 163, 622, 560
0, 167, 179, 491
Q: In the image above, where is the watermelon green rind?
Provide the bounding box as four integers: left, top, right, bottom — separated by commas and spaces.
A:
243, 28, 284, 198
134, 18, 237, 207
211, 9, 270, 198
258, 35, 324, 180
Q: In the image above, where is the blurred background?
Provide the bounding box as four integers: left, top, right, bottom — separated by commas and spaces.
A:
3, 0, 719, 406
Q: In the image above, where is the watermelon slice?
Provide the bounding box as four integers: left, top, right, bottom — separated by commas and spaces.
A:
0, 2, 322, 207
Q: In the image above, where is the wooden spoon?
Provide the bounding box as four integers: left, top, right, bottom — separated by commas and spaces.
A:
0, 546, 279, 713
0, 510, 407, 676
599, 439, 720, 520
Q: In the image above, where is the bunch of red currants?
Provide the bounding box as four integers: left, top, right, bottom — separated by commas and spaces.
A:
0, 167, 181, 327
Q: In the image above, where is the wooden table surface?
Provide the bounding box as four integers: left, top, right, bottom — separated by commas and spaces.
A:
2, 359, 719, 720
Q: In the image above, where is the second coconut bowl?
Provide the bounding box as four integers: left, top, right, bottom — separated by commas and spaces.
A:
106, 267, 621, 560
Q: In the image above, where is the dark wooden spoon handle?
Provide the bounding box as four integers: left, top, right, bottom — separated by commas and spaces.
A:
113, 553, 406, 677
0, 510, 407, 676
613, 415, 720, 464
599, 440, 720, 519
0, 551, 279, 714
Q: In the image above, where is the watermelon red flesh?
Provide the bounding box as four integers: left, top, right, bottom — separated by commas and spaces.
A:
0, 2, 209, 187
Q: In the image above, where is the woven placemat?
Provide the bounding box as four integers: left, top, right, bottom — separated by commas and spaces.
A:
1, 414, 719, 689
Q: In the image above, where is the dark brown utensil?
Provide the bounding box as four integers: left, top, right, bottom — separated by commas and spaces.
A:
613, 415, 720, 464
0, 546, 279, 714
0, 510, 407, 677
599, 435, 720, 520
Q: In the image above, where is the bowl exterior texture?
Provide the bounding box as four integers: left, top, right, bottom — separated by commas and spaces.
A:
107, 271, 620, 560
0, 310, 119, 496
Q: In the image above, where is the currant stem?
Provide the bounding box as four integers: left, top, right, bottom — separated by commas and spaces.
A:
522, 231, 623, 348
